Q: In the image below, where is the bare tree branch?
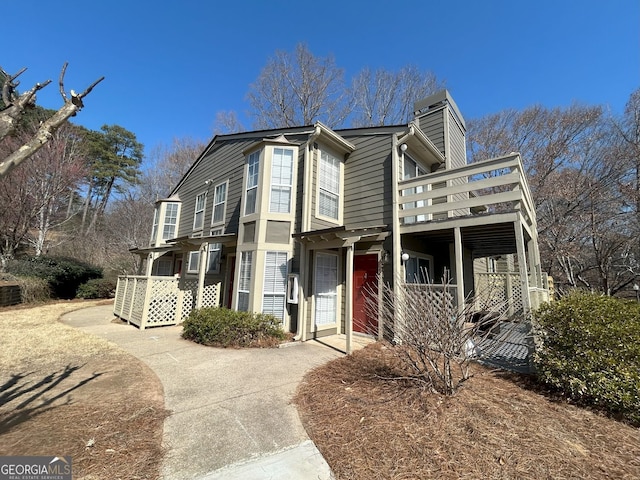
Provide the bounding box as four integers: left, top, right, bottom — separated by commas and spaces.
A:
0, 64, 104, 178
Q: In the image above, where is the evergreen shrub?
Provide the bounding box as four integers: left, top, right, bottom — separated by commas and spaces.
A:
76, 278, 117, 299
181, 307, 287, 348
7, 256, 102, 299
534, 292, 640, 425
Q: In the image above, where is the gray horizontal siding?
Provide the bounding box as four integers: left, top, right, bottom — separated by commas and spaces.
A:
417, 108, 445, 156
343, 134, 393, 228
174, 139, 252, 238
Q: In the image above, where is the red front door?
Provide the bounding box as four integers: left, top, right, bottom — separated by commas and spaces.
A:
353, 254, 379, 335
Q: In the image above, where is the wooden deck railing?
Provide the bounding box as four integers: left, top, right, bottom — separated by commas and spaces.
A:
114, 275, 220, 329
398, 154, 536, 227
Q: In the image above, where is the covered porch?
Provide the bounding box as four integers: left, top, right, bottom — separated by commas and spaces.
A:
113, 233, 237, 329
394, 151, 549, 318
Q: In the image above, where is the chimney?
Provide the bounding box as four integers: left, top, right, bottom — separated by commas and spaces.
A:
413, 90, 467, 169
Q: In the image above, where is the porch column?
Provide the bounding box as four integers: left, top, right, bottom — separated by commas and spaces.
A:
196, 242, 208, 309
454, 227, 465, 314
345, 244, 354, 354
298, 243, 309, 342
514, 217, 532, 315
145, 253, 154, 276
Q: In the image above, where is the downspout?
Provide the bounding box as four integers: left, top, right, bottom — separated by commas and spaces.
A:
294, 125, 322, 342
391, 133, 403, 339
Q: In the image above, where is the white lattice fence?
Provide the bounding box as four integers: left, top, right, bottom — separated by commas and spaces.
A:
146, 278, 180, 326
115, 275, 222, 329
474, 273, 523, 317
180, 278, 198, 319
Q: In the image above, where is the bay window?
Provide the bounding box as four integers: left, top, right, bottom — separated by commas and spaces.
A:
245, 151, 260, 215
270, 148, 293, 213
263, 251, 288, 322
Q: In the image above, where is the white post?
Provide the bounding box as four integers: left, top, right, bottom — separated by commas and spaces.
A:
514, 218, 532, 315
196, 242, 208, 309
454, 227, 465, 315
345, 244, 354, 354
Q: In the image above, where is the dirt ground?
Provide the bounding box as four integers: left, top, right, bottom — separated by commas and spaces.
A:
0, 301, 167, 480
295, 342, 640, 480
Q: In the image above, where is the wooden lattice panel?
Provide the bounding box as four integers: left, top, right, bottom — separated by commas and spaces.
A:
146, 279, 179, 325
201, 282, 220, 307
131, 278, 147, 326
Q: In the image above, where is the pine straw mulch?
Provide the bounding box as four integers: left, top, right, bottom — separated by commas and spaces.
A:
295, 342, 640, 480
0, 301, 169, 480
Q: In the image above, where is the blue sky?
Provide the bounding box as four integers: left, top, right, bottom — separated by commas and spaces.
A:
4, 0, 638, 163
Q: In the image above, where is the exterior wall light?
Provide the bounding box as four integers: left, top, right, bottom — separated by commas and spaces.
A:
401, 252, 410, 263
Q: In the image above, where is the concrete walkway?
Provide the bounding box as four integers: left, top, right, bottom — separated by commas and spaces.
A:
61, 305, 369, 479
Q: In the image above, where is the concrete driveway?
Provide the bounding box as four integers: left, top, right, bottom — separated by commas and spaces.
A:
61, 305, 355, 480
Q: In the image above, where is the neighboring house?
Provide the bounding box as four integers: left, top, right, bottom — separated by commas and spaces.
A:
114, 91, 549, 351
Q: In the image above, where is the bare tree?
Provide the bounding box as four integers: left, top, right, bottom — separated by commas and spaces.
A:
467, 102, 640, 294
247, 43, 351, 129
0, 63, 104, 177
212, 110, 245, 135
351, 65, 445, 127
0, 123, 86, 267
140, 137, 205, 202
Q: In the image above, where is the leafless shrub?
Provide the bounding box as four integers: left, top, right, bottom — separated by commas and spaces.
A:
364, 273, 508, 395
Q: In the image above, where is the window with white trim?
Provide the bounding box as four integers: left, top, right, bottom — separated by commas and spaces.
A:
318, 150, 340, 220
237, 251, 253, 311
163, 203, 179, 240
151, 208, 159, 243
212, 181, 227, 225
314, 252, 338, 327
270, 148, 294, 213
187, 251, 200, 274
263, 252, 288, 322
245, 151, 260, 215
193, 193, 206, 231
402, 155, 427, 224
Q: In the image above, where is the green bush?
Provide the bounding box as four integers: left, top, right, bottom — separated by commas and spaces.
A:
76, 278, 117, 299
7, 256, 102, 299
181, 307, 287, 348
533, 291, 640, 426
17, 276, 52, 303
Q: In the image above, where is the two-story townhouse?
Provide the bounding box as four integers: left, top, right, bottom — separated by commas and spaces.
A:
115, 90, 549, 352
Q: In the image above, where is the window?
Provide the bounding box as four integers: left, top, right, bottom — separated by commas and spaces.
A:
193, 193, 206, 231
245, 151, 260, 215
237, 251, 253, 311
314, 253, 338, 327
263, 252, 288, 322
163, 203, 179, 240
405, 255, 433, 283
207, 243, 221, 274
187, 251, 200, 274
212, 181, 227, 225
151, 208, 159, 242
318, 150, 340, 220
155, 258, 173, 276
402, 155, 427, 224
270, 148, 293, 213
